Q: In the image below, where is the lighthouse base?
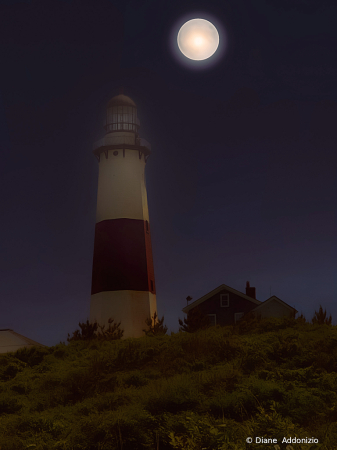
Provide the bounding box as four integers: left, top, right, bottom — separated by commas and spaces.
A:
90, 290, 157, 339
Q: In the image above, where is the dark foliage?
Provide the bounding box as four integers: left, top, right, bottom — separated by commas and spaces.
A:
0, 357, 27, 381
178, 308, 211, 333
67, 320, 98, 341
233, 310, 262, 334
0, 396, 22, 415
143, 311, 168, 336
312, 305, 332, 325
1, 319, 337, 449
67, 318, 124, 341
296, 313, 307, 324
97, 317, 124, 340
14, 346, 50, 367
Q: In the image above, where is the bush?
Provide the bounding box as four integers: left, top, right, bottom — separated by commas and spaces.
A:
14, 346, 50, 367
0, 395, 22, 415
312, 305, 332, 325
67, 318, 124, 341
143, 311, 168, 336
144, 374, 200, 415
168, 412, 247, 450
178, 308, 211, 333
0, 358, 27, 381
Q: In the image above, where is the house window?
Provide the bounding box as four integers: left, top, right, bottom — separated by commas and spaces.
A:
220, 294, 229, 307
207, 314, 216, 327
234, 312, 244, 323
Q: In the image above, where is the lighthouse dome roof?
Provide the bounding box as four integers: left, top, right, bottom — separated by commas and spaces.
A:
107, 94, 136, 108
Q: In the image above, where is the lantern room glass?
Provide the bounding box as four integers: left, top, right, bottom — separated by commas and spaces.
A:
105, 105, 139, 132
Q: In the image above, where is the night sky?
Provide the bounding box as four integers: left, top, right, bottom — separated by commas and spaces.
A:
0, 0, 336, 346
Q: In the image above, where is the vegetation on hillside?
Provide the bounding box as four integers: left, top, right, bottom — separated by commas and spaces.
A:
0, 311, 336, 449
178, 307, 211, 332
311, 305, 332, 325
67, 318, 124, 341
143, 311, 168, 337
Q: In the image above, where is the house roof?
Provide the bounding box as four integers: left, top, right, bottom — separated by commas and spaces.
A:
0, 329, 45, 354
182, 283, 262, 313
250, 295, 298, 314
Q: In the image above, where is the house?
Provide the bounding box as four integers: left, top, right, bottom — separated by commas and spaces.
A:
0, 329, 45, 354
182, 282, 298, 326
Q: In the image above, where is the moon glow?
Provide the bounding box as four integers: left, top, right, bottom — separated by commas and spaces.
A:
177, 19, 219, 61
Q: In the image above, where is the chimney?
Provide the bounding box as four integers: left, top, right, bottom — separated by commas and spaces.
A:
246, 281, 256, 299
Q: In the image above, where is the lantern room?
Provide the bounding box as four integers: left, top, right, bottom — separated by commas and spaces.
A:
104, 94, 140, 133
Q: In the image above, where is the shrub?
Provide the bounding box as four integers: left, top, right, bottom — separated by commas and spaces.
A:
0, 395, 22, 415
67, 318, 124, 341
67, 405, 157, 450
14, 346, 50, 367
269, 331, 301, 362
178, 308, 211, 333
115, 340, 142, 369
97, 317, 124, 340
168, 412, 247, 450
144, 374, 200, 415
124, 371, 148, 388
143, 311, 168, 336
281, 387, 328, 426
11, 381, 30, 395
0, 358, 27, 381
250, 401, 301, 448
312, 305, 332, 325
233, 311, 262, 334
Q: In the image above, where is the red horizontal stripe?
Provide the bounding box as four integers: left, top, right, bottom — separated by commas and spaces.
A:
91, 218, 156, 295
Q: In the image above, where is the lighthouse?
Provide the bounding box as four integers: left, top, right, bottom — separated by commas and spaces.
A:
90, 91, 157, 338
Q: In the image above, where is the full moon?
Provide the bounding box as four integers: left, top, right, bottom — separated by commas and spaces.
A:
177, 18, 219, 61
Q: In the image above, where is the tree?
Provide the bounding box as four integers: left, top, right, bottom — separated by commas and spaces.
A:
67, 318, 124, 341
67, 320, 98, 341
143, 311, 168, 336
178, 308, 211, 333
97, 318, 124, 340
311, 305, 332, 325
296, 313, 306, 324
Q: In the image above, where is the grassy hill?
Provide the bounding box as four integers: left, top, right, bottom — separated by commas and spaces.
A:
0, 316, 336, 450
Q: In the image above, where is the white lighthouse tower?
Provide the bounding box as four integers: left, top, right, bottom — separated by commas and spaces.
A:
90, 90, 157, 338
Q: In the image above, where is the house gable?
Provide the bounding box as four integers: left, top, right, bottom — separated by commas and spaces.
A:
251, 296, 298, 318
182, 284, 262, 327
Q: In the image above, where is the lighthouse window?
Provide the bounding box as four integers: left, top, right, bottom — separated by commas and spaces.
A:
145, 220, 149, 233
113, 151, 118, 156
150, 280, 154, 291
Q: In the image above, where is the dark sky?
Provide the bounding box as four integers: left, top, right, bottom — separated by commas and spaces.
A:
0, 0, 336, 346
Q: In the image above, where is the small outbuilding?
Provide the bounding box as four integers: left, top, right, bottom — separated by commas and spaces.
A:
182, 282, 297, 326
250, 295, 297, 319
0, 329, 45, 354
